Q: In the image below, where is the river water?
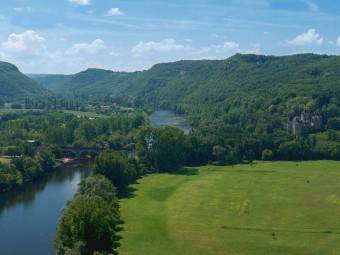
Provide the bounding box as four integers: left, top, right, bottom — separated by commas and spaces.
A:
0, 161, 92, 255
149, 110, 191, 134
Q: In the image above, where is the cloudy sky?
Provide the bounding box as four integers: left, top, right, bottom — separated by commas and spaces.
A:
0, 0, 339, 74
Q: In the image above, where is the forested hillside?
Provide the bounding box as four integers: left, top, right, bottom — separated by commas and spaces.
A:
122, 54, 339, 121
27, 74, 71, 89
37, 53, 339, 131
0, 61, 52, 100
43, 68, 137, 100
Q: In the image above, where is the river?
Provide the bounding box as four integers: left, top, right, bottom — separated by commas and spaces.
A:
149, 110, 191, 134
0, 161, 92, 255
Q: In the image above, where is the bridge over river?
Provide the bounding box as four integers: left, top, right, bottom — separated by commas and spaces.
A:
60, 148, 102, 158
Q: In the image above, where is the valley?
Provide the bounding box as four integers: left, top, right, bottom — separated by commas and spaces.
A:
0, 53, 339, 255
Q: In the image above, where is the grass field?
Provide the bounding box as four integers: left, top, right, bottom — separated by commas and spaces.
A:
0, 108, 107, 118
118, 161, 340, 255
0, 108, 34, 115
0, 157, 11, 164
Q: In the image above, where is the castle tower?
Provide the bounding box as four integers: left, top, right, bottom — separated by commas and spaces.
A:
301, 111, 311, 122
311, 116, 322, 129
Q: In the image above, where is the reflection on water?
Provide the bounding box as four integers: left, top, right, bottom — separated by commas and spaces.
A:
149, 110, 191, 134
0, 160, 92, 255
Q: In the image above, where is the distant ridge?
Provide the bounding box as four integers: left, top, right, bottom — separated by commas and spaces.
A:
27, 53, 339, 120
27, 74, 71, 89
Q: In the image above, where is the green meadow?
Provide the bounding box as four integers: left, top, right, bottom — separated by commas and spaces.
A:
0, 108, 106, 118
0, 157, 11, 164
118, 161, 340, 255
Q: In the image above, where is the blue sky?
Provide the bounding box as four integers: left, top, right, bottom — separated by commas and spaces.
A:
0, 0, 339, 74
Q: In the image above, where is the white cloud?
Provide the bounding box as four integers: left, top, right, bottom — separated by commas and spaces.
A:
13, 7, 23, 12
109, 52, 120, 57
337, 37, 340, 47
2, 30, 47, 56
106, 8, 124, 16
13, 7, 32, 13
286, 29, 323, 46
131, 39, 188, 56
65, 39, 106, 55
302, 0, 320, 12
241, 43, 261, 54
213, 41, 240, 52
68, 0, 91, 6
54, 37, 66, 42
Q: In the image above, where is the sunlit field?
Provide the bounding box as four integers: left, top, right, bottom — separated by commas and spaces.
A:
119, 161, 340, 255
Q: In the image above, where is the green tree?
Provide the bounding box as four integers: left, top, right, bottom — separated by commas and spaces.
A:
93, 150, 139, 191
150, 126, 187, 172
262, 149, 273, 161
0, 163, 23, 191
38, 149, 56, 172
76, 175, 119, 204
19, 142, 35, 157
54, 175, 120, 255
212, 145, 227, 164
54, 196, 119, 255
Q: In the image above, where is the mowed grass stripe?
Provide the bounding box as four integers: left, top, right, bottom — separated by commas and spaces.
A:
118, 161, 340, 255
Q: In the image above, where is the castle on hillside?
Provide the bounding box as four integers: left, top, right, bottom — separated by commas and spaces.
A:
287, 111, 322, 136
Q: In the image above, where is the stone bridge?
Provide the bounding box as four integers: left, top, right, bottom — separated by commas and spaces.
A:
61, 148, 102, 159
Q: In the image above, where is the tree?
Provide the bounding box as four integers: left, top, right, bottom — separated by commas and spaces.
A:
262, 149, 273, 161
12, 157, 43, 183
5, 146, 20, 157
38, 149, 56, 172
76, 175, 119, 204
54, 175, 120, 255
149, 126, 187, 172
19, 142, 35, 157
0, 163, 23, 191
93, 150, 139, 191
212, 145, 227, 164
54, 196, 119, 255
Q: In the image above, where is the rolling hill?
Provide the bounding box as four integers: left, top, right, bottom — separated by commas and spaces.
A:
27, 74, 71, 89
0, 61, 52, 99
32, 68, 137, 99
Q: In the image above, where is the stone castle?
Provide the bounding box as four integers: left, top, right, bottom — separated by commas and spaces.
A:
287, 111, 322, 135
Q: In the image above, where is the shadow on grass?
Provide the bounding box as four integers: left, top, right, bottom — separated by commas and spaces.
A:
118, 186, 138, 199
172, 167, 198, 176
221, 226, 339, 234
236, 170, 277, 173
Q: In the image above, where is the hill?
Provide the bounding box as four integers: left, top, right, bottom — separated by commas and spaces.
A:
46, 68, 137, 100
27, 74, 71, 89
121, 54, 339, 115
0, 61, 52, 100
